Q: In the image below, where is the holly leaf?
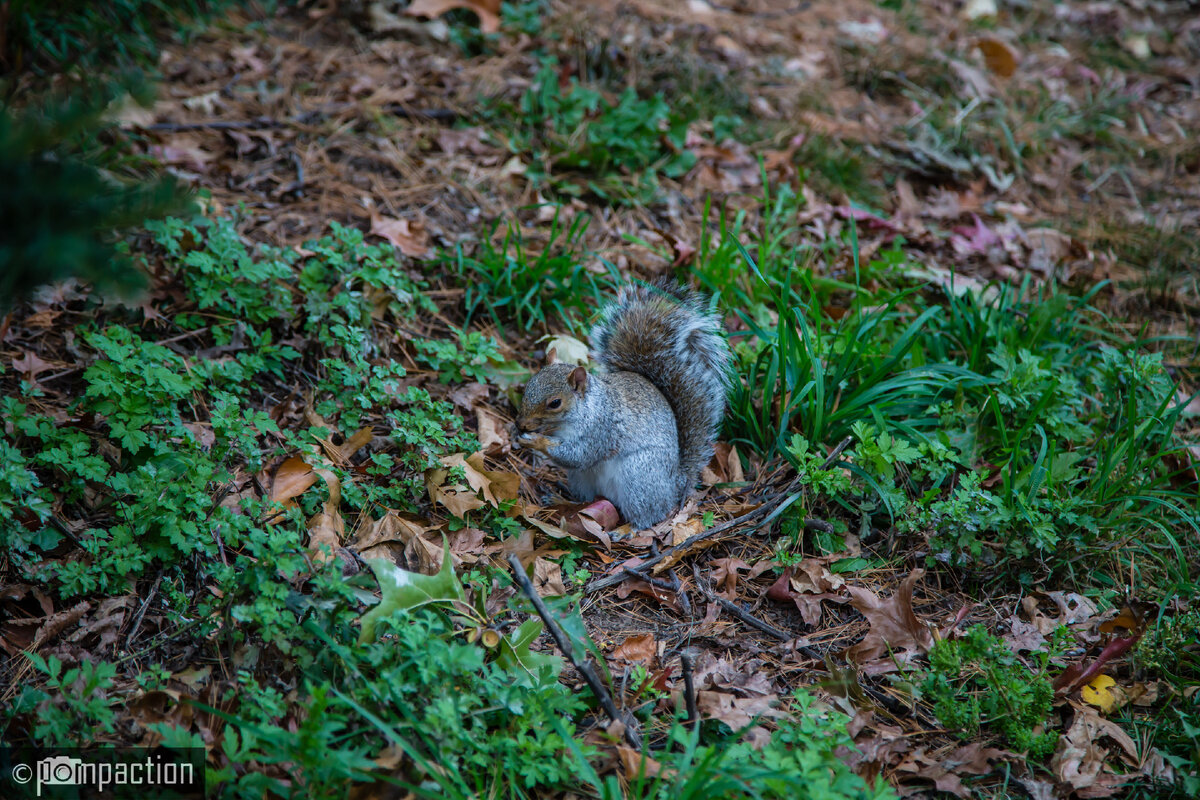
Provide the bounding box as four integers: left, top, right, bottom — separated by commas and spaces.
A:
358, 543, 465, 643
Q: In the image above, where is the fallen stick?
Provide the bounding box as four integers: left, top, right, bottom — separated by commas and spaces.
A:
507, 553, 641, 750
584, 436, 853, 594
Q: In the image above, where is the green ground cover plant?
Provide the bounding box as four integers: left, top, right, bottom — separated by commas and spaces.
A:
920, 625, 1065, 757
491, 59, 696, 202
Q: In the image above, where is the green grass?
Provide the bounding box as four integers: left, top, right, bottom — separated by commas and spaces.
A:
703, 206, 1199, 582
443, 209, 619, 334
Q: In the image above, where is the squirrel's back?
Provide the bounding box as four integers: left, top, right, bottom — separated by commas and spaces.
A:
591, 281, 730, 501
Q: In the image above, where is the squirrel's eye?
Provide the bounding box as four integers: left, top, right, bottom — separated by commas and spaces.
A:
547, 398, 562, 410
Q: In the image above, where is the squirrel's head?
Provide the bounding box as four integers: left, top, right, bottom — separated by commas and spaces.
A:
517, 362, 588, 433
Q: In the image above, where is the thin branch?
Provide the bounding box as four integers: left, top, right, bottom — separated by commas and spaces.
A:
692, 566, 824, 662
507, 553, 641, 750
681, 650, 698, 728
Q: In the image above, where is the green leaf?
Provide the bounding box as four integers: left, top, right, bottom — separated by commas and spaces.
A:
495, 617, 563, 689
358, 544, 465, 643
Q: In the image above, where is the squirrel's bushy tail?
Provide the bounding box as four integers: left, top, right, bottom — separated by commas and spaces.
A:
592, 280, 731, 501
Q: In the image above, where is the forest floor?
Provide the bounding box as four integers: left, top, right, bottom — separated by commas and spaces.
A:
2, 1, 1199, 798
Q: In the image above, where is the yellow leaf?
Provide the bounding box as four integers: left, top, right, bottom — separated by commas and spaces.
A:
1081, 674, 1118, 713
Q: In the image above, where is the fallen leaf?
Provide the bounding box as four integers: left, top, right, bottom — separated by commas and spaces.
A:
269, 456, 318, 505
617, 745, 662, 779
405, 0, 500, 34
845, 569, 932, 663
696, 691, 782, 732
1053, 703, 1138, 793
448, 383, 489, 411
976, 37, 1019, 77
475, 407, 509, 455
370, 213, 433, 258
709, 557, 751, 599
1081, 674, 1118, 713
671, 517, 704, 547
11, 351, 54, 380
612, 633, 656, 663
306, 468, 344, 562
532, 557, 566, 597
351, 510, 446, 573
440, 452, 520, 506
766, 561, 847, 626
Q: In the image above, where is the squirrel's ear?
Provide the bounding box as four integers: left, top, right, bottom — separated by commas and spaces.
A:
545, 347, 559, 365
568, 366, 588, 394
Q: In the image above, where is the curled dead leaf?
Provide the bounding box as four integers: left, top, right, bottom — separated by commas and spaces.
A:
405, 0, 501, 34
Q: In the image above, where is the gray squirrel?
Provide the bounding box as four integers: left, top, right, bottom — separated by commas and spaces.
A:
514, 281, 731, 528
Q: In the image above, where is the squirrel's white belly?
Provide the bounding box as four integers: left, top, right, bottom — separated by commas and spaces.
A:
568, 457, 626, 507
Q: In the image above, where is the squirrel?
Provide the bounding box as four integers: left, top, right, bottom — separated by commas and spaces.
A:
513, 281, 730, 529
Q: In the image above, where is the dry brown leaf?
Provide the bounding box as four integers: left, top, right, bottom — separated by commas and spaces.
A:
696, 691, 782, 732
337, 427, 374, 462
671, 517, 704, 547
425, 467, 487, 518
405, 0, 501, 34
369, 213, 433, 259
611, 633, 656, 663
11, 351, 54, 380
486, 528, 561, 569
976, 37, 1019, 77
1053, 703, 1138, 793
306, 468, 344, 562
845, 569, 932, 663
352, 510, 448, 573
476, 407, 509, 455
437, 127, 493, 157
709, 557, 751, 599
34, 601, 91, 647
532, 557, 566, 597
440, 452, 520, 506
617, 745, 662, 779
766, 561, 847, 627
448, 382, 489, 411
269, 456, 318, 508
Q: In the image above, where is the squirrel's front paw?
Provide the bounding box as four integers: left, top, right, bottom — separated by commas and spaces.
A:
516, 432, 557, 453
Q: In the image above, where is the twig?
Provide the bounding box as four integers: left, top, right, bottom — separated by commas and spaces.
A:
681, 650, 698, 728
621, 568, 676, 593
693, 566, 824, 662
126, 572, 163, 647
804, 518, 835, 534
507, 553, 641, 750
821, 436, 854, 470
586, 494, 780, 594
668, 568, 692, 616
692, 566, 788, 641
